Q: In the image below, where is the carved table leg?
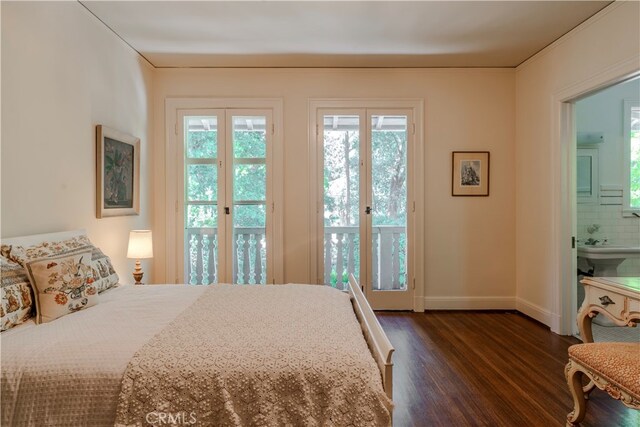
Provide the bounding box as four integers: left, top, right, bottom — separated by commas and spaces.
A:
565, 361, 587, 426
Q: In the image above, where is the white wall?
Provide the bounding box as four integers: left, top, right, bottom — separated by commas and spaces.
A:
576, 78, 640, 276
1, 2, 155, 282
154, 68, 516, 306
515, 1, 640, 326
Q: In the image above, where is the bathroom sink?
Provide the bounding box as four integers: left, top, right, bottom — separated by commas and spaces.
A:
577, 245, 640, 260
577, 245, 640, 276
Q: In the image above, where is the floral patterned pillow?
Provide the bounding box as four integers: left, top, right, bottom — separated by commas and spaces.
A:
24, 249, 99, 324
1, 257, 34, 331
1, 235, 93, 266
1, 235, 119, 293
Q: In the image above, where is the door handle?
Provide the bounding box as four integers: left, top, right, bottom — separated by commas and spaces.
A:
224, 207, 230, 215
365, 206, 372, 215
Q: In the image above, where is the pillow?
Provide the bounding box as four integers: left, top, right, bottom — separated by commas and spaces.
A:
90, 246, 120, 293
1, 235, 93, 264
24, 249, 98, 324
2, 235, 119, 293
1, 257, 34, 331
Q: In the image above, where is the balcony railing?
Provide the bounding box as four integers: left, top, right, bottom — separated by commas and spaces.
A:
324, 226, 406, 290
185, 228, 219, 285
185, 227, 266, 285
185, 226, 406, 289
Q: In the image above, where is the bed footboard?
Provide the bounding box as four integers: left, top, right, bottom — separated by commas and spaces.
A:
347, 274, 395, 400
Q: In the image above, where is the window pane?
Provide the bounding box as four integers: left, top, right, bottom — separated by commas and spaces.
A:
188, 164, 217, 201
234, 204, 266, 228
185, 117, 217, 158
233, 204, 267, 285
234, 164, 266, 201
185, 205, 218, 285
323, 116, 360, 227
233, 116, 266, 158
371, 115, 408, 291
630, 106, 640, 208
323, 114, 360, 289
187, 204, 217, 228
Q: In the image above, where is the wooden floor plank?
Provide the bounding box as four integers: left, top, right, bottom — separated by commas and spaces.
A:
376, 311, 639, 427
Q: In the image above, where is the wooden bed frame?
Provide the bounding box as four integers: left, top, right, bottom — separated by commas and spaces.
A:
347, 273, 395, 400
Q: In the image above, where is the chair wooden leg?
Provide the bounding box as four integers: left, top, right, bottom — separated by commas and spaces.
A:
565, 361, 587, 426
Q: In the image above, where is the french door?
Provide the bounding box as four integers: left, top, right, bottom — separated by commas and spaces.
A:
317, 108, 415, 309
177, 109, 274, 285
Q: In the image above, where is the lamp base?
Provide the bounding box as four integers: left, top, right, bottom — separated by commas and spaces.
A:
132, 259, 144, 285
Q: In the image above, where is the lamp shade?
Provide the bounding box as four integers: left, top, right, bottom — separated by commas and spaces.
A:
127, 230, 153, 259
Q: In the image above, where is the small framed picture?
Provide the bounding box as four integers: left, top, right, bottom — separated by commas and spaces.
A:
452, 151, 490, 197
96, 125, 140, 218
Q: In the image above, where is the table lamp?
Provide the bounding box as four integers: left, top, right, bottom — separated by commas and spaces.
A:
127, 230, 153, 285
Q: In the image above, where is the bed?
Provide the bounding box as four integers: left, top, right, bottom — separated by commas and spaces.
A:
1, 230, 394, 426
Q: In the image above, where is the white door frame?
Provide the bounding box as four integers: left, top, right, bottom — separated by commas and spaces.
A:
308, 99, 425, 312
165, 98, 284, 284
552, 60, 639, 334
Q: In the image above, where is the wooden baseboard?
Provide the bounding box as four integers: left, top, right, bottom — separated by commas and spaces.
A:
516, 297, 554, 327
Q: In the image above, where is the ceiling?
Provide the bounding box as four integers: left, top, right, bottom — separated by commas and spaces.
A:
80, 1, 613, 68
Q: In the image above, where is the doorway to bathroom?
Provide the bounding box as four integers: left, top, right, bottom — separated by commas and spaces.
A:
573, 76, 640, 342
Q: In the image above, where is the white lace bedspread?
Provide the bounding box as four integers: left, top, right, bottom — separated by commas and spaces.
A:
1, 285, 207, 426
115, 285, 392, 426
2, 285, 391, 426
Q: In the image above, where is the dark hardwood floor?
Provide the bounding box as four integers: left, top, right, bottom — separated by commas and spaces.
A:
376, 311, 639, 427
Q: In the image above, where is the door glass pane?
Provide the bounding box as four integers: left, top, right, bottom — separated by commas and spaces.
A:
233, 204, 267, 285
187, 204, 217, 228
234, 203, 266, 227
233, 116, 267, 158
184, 116, 218, 285
234, 164, 266, 201
186, 117, 217, 158
232, 115, 267, 284
185, 204, 218, 285
371, 115, 407, 291
323, 115, 360, 289
187, 164, 217, 201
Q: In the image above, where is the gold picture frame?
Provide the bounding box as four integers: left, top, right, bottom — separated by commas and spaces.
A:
452, 151, 490, 197
96, 125, 140, 218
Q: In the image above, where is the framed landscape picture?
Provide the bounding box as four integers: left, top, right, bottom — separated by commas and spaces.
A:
452, 151, 490, 196
96, 125, 140, 218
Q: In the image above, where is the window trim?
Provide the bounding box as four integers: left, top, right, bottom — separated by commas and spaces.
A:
622, 99, 640, 217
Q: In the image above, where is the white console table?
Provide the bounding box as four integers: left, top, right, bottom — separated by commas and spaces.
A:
577, 277, 640, 343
